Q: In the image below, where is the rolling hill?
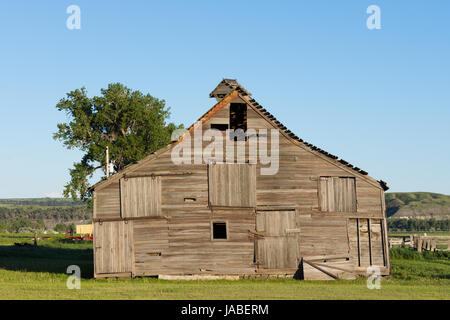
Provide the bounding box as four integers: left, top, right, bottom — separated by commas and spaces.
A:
386, 192, 450, 219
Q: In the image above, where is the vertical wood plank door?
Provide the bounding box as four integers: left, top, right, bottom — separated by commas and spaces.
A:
120, 176, 162, 218
256, 211, 300, 269
319, 177, 357, 212
94, 221, 133, 274
208, 163, 256, 207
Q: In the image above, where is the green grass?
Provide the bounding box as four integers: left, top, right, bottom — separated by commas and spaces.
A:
1, 273, 449, 300
390, 248, 450, 281
0, 234, 448, 300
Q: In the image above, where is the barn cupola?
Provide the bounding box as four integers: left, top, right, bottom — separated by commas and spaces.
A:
209, 78, 251, 101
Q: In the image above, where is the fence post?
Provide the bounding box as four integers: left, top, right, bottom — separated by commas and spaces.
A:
417, 237, 423, 252
431, 239, 436, 251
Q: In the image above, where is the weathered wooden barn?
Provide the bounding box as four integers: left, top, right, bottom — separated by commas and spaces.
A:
91, 79, 390, 280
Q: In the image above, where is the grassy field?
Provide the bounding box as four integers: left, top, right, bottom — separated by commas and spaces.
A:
0, 233, 449, 300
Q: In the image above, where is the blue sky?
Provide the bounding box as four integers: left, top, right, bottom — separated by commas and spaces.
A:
0, 0, 449, 198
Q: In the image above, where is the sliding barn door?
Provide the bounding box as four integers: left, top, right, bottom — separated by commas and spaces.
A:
94, 221, 133, 275
255, 211, 300, 269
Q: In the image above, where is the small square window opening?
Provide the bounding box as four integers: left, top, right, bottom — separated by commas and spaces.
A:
212, 222, 227, 240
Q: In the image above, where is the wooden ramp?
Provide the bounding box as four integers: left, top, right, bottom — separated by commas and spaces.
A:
300, 255, 356, 280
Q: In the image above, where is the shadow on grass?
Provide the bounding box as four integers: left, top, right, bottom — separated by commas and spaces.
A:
0, 245, 94, 279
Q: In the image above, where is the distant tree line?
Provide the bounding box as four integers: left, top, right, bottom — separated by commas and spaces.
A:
0, 205, 91, 222
0, 219, 78, 234
0, 198, 85, 207
387, 218, 449, 232
0, 201, 92, 233
0, 218, 45, 233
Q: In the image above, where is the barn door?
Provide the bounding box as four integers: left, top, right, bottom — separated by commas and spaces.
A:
255, 210, 300, 269
94, 221, 133, 275
208, 163, 256, 207
319, 177, 357, 212
120, 176, 162, 218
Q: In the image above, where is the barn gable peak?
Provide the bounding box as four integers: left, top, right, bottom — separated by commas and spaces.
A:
209, 78, 251, 101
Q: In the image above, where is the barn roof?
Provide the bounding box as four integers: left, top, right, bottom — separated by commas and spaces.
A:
92, 79, 388, 191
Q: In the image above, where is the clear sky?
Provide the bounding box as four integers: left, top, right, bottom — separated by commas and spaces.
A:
0, 1, 449, 198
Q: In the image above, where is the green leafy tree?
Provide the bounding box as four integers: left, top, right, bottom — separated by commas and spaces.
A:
54, 224, 67, 233
387, 218, 450, 232
7, 218, 33, 233
54, 83, 182, 201
0, 221, 6, 233
68, 223, 76, 235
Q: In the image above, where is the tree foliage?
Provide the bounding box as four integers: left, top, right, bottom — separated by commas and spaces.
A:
387, 218, 449, 232
54, 224, 67, 233
54, 83, 182, 201
3, 218, 45, 233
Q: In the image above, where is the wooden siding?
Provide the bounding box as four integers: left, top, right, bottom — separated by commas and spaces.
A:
358, 219, 371, 267
370, 219, 385, 266
94, 182, 121, 219
298, 215, 356, 280
134, 220, 169, 275
348, 218, 387, 270
298, 215, 350, 258
120, 176, 161, 218
132, 212, 255, 276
